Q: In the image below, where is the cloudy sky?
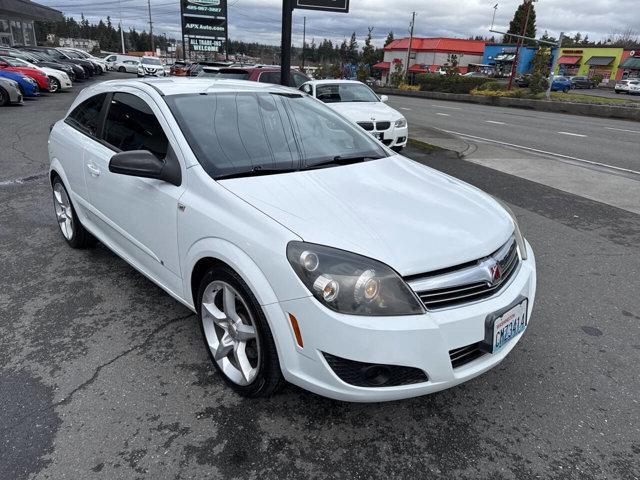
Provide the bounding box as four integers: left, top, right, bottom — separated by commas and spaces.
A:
37, 0, 639, 47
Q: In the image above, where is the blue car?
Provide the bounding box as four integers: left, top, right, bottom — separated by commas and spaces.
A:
551, 76, 572, 93
0, 69, 39, 97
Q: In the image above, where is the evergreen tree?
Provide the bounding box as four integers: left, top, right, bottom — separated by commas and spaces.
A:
384, 31, 394, 47
347, 32, 358, 64
503, 1, 536, 46
361, 27, 376, 67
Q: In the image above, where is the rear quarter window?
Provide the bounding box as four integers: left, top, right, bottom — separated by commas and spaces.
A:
66, 93, 107, 136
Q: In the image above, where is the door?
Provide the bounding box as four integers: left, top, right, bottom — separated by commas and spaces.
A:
83, 89, 186, 295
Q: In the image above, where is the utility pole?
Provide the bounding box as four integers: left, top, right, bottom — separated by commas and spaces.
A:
405, 11, 416, 81
147, 0, 155, 53
508, 0, 533, 90
301, 16, 306, 70
280, 0, 293, 86
179, 0, 186, 61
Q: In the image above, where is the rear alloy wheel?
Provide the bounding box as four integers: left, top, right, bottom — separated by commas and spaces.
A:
0, 87, 8, 106
198, 266, 284, 397
52, 177, 95, 248
49, 77, 60, 93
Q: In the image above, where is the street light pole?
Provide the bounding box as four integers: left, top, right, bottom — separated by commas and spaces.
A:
147, 0, 154, 53
280, 0, 293, 86
301, 16, 306, 70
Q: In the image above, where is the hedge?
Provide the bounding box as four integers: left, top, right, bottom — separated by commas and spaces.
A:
415, 74, 490, 94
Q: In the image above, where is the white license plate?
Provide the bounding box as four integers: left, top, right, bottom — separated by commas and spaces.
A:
491, 299, 528, 353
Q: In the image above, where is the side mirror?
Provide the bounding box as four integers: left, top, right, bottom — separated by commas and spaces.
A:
380, 95, 389, 103
300, 84, 312, 94
109, 150, 181, 186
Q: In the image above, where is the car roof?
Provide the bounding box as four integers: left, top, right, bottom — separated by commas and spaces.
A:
306, 79, 366, 85
94, 77, 302, 96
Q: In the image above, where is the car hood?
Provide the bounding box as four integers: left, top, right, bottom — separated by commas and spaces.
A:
325, 101, 402, 123
220, 156, 514, 276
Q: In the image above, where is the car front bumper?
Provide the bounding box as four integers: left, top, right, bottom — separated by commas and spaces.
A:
381, 125, 408, 148
266, 240, 536, 402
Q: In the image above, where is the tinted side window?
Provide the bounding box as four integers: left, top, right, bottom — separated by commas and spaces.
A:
258, 71, 280, 84
67, 93, 107, 136
103, 93, 168, 159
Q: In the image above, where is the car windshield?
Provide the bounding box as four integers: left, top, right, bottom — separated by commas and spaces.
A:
63, 50, 81, 58
142, 58, 161, 65
165, 92, 387, 179
315, 83, 380, 103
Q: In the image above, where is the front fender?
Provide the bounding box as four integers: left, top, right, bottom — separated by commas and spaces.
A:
183, 237, 280, 309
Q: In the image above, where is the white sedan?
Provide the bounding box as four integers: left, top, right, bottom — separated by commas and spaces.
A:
49, 78, 536, 402
300, 80, 408, 152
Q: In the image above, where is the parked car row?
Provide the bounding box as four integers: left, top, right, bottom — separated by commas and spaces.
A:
514, 74, 592, 92
614, 79, 640, 94
102, 53, 167, 77
0, 45, 109, 106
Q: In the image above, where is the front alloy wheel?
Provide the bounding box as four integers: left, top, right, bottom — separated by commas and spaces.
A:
202, 281, 261, 385
197, 266, 284, 397
49, 77, 60, 93
51, 177, 95, 248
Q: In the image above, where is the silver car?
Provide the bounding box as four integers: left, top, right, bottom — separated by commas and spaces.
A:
0, 77, 23, 106
114, 59, 141, 74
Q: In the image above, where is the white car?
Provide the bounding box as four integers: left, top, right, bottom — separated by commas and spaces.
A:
137, 56, 166, 77
114, 59, 141, 74
628, 80, 640, 95
300, 80, 408, 152
48, 78, 536, 402
0, 55, 72, 92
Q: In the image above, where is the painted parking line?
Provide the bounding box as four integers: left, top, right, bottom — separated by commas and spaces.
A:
400, 107, 412, 110
437, 128, 640, 178
558, 131, 587, 137
436, 113, 451, 116
486, 120, 506, 125
604, 126, 640, 134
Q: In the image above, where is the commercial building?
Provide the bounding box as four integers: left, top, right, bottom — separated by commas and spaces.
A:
554, 47, 625, 82
47, 35, 100, 52
618, 50, 640, 80
0, 0, 62, 47
374, 37, 485, 84
481, 44, 558, 77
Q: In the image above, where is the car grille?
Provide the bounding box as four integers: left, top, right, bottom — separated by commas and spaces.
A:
407, 236, 520, 310
449, 343, 485, 369
323, 353, 428, 387
376, 121, 391, 131
357, 121, 374, 131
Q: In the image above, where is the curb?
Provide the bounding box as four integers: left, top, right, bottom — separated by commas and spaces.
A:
406, 138, 462, 159
376, 88, 640, 122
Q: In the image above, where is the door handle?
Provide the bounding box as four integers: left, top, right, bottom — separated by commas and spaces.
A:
86, 163, 101, 177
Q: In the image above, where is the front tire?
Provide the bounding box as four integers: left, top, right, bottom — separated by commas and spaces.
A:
118, 66, 126, 72
197, 266, 284, 398
52, 176, 95, 248
49, 77, 60, 93
0, 87, 8, 106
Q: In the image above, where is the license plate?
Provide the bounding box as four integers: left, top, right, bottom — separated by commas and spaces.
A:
488, 299, 528, 353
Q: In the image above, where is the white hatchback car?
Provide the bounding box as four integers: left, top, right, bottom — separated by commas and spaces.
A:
49, 78, 536, 402
300, 80, 408, 152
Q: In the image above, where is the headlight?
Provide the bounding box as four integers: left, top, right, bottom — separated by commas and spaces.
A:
394, 117, 407, 128
287, 242, 425, 316
24, 77, 36, 85
494, 199, 528, 261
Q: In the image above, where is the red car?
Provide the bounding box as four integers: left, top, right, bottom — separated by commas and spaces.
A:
209, 66, 311, 87
0, 59, 50, 91
170, 60, 191, 76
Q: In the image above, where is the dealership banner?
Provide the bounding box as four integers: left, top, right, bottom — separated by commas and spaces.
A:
181, 0, 227, 54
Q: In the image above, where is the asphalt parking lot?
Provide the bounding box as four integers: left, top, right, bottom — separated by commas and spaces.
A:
1, 72, 639, 480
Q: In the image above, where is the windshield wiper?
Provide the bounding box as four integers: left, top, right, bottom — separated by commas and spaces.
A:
304, 155, 382, 170
215, 166, 300, 180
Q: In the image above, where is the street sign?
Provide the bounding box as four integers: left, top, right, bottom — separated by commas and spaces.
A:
181, 0, 228, 56
294, 0, 349, 13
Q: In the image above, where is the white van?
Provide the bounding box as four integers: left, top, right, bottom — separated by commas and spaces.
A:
104, 54, 140, 71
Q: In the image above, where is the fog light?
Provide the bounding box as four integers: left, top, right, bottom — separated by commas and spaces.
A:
313, 275, 339, 302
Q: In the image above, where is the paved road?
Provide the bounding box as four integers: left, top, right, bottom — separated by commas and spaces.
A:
1, 75, 639, 480
388, 95, 640, 173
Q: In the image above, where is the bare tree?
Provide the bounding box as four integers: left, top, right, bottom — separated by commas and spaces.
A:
604, 27, 639, 48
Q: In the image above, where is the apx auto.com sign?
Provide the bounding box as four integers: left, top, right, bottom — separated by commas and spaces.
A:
181, 0, 227, 53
